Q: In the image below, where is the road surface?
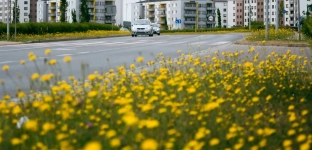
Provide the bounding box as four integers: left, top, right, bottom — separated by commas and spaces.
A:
0, 34, 244, 97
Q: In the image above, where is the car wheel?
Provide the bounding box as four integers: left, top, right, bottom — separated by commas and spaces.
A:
132, 35, 134, 37
135, 35, 137, 37
158, 33, 160, 36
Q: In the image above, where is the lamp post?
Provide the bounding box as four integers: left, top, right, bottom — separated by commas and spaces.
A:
265, 0, 269, 40
275, 0, 278, 32
7, 0, 11, 41
298, 0, 300, 40
14, 1, 17, 41
249, 0, 251, 30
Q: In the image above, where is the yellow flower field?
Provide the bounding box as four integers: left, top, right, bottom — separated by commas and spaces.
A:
0, 30, 131, 42
0, 47, 312, 150
246, 28, 294, 41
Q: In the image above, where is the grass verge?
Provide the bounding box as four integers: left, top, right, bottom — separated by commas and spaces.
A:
0, 47, 312, 150
0, 30, 131, 43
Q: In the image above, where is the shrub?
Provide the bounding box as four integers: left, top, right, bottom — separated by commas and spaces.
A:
0, 22, 119, 35
302, 17, 312, 38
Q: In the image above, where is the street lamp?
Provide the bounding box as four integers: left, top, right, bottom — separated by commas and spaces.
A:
275, 0, 278, 32
265, 0, 269, 40
298, 0, 300, 40
249, 0, 251, 30
7, 0, 11, 41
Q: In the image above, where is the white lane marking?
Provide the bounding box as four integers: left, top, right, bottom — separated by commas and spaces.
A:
57, 54, 73, 57
0, 61, 17, 64
207, 41, 230, 46
77, 52, 90, 54
53, 48, 73, 51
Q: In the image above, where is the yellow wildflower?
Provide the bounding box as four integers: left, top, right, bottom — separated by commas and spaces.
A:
2, 65, 9, 71
141, 139, 158, 150
209, 138, 220, 146
83, 141, 102, 150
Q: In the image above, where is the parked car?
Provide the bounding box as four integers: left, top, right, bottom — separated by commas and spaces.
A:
131, 19, 154, 37
151, 23, 160, 35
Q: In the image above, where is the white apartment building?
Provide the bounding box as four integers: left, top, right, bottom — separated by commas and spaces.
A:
130, 0, 216, 30
0, 0, 30, 23
215, 0, 228, 28
0, 0, 13, 23
244, 0, 257, 26
227, 0, 236, 28
37, 0, 115, 23
18, 0, 30, 22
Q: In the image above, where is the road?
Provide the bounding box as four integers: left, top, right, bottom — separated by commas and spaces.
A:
0, 34, 243, 97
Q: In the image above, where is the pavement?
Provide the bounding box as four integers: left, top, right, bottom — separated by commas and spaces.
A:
0, 33, 311, 98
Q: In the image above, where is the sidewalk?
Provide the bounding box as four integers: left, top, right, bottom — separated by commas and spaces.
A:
0, 41, 23, 46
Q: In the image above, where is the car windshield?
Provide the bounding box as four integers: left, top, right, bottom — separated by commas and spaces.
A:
133, 20, 150, 25
152, 24, 159, 27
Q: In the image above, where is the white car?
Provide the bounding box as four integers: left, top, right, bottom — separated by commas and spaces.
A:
131, 19, 154, 37
151, 23, 160, 35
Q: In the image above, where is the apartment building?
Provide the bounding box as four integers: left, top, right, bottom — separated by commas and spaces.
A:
130, 0, 217, 29
36, 0, 115, 23
0, 0, 31, 23
214, 0, 228, 28
18, 0, 31, 22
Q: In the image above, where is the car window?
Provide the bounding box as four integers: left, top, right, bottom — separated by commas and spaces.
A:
133, 20, 150, 25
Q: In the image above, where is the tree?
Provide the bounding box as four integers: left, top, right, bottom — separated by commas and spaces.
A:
164, 16, 168, 30
278, 0, 284, 26
71, 9, 77, 23
60, 0, 68, 22
217, 8, 221, 28
80, 0, 90, 22
12, 0, 20, 23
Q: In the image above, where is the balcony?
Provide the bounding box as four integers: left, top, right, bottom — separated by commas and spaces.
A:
87, 5, 94, 8
184, 21, 196, 24
290, 7, 294, 11
105, 20, 115, 23
49, 6, 56, 10
146, 14, 155, 18
157, 14, 166, 17
105, 13, 116, 16
157, 21, 164, 24
157, 7, 166, 11
49, 13, 56, 17
290, 21, 294, 24
207, 7, 216, 10
289, 0, 294, 4
146, 8, 155, 11
89, 12, 94, 15
207, 13, 216, 17
184, 6, 196, 10
57, 12, 60, 16
290, 14, 294, 17
184, 14, 196, 17
207, 21, 216, 24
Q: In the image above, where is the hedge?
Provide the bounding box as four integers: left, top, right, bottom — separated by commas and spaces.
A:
0, 22, 119, 35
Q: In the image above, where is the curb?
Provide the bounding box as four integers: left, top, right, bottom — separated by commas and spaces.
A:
234, 41, 311, 47
25, 34, 131, 43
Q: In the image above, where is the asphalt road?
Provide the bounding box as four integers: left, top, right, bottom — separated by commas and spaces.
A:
0, 34, 243, 97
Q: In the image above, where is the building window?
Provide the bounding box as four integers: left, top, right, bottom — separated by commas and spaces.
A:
24, 7, 28, 10
24, 1, 28, 4
223, 8, 226, 12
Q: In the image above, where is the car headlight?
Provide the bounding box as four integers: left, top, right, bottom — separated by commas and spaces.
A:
146, 27, 151, 30
132, 27, 137, 31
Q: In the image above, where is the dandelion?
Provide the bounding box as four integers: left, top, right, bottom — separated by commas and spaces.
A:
110, 137, 121, 148
141, 139, 158, 150
24, 120, 38, 132
45, 49, 51, 55
63, 56, 72, 63
209, 138, 220, 146
31, 73, 39, 80
20, 60, 25, 65
2, 65, 9, 71
137, 56, 144, 63
83, 141, 102, 150
11, 138, 22, 145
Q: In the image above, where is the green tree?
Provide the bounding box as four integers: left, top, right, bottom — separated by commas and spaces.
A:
71, 9, 77, 23
164, 16, 168, 30
278, 0, 284, 26
60, 0, 68, 22
217, 8, 221, 28
12, 0, 20, 23
80, 0, 90, 22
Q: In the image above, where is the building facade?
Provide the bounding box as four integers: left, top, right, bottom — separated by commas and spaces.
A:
18, 0, 30, 22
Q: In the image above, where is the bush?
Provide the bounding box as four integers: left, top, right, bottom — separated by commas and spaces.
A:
302, 17, 312, 38
0, 22, 119, 35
